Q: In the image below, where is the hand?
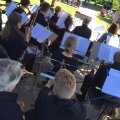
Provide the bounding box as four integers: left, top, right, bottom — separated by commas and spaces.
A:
21, 68, 33, 76
17, 100, 25, 112
45, 80, 54, 88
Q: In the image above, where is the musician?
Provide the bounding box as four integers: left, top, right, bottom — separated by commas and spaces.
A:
51, 36, 79, 73
14, 0, 30, 14
30, 2, 50, 27
0, 58, 28, 120
76, 51, 120, 103
73, 17, 92, 39
97, 23, 119, 43
50, 6, 61, 24
0, 12, 31, 61
35, 69, 86, 120
49, 16, 73, 53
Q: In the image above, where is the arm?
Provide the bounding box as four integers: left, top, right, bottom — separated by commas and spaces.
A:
97, 33, 107, 43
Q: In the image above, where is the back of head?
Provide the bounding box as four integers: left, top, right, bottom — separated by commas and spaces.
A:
0, 59, 22, 91
114, 51, 120, 63
6, 0, 11, 3
21, 0, 30, 7
2, 12, 22, 39
108, 23, 119, 35
55, 6, 61, 14
40, 2, 50, 12
64, 16, 73, 29
54, 69, 76, 99
82, 17, 90, 25
64, 36, 77, 53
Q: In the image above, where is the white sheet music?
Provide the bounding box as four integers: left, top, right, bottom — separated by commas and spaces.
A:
94, 25, 105, 34
30, 4, 39, 14
31, 23, 52, 43
56, 11, 68, 28
60, 32, 90, 56
102, 68, 120, 98
21, 12, 29, 25
5, 2, 17, 16
46, 10, 54, 18
98, 43, 120, 62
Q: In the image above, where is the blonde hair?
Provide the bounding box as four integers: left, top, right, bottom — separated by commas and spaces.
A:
54, 69, 76, 99
64, 36, 77, 53
114, 51, 120, 63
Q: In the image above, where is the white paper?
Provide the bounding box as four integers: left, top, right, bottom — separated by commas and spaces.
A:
46, 10, 54, 18
60, 32, 90, 56
30, 4, 39, 14
106, 35, 120, 48
98, 43, 120, 62
21, 12, 29, 25
94, 25, 105, 34
102, 68, 120, 98
5, 2, 17, 16
31, 23, 52, 43
56, 11, 68, 28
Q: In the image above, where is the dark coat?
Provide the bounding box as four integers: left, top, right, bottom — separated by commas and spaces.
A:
0, 92, 23, 120
73, 24, 92, 39
35, 87, 86, 120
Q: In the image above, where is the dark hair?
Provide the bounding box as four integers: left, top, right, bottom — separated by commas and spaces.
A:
6, 0, 11, 3
108, 23, 118, 35
55, 6, 61, 14
21, 0, 30, 7
40, 2, 50, 12
2, 12, 23, 40
64, 16, 73, 29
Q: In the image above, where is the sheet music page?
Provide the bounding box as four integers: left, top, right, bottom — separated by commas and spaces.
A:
60, 32, 90, 56
5, 2, 17, 16
108, 35, 120, 48
98, 43, 120, 62
31, 23, 52, 43
102, 68, 120, 98
30, 4, 38, 14
98, 43, 111, 62
56, 11, 68, 28
94, 25, 105, 34
21, 12, 29, 25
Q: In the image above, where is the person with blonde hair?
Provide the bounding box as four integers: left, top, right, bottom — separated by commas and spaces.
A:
51, 36, 79, 73
35, 69, 86, 120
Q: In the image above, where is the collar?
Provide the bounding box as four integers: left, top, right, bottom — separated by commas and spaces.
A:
0, 91, 18, 102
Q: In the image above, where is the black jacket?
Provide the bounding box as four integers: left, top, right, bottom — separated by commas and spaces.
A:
35, 87, 86, 120
73, 24, 92, 39
0, 92, 23, 120
0, 30, 28, 60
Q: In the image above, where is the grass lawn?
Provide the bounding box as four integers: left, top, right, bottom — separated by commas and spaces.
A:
0, 0, 120, 33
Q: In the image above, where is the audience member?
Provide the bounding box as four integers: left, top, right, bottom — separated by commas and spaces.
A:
51, 36, 79, 73
73, 17, 92, 39
97, 23, 119, 43
14, 0, 30, 14
35, 69, 86, 120
0, 58, 27, 120
0, 12, 31, 61
49, 16, 73, 53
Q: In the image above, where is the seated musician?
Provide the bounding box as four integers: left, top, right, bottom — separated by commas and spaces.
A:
51, 36, 79, 73
30, 2, 50, 27
14, 0, 30, 14
50, 6, 61, 24
97, 23, 119, 43
76, 51, 120, 102
49, 16, 73, 53
0, 12, 31, 61
35, 69, 86, 120
0, 58, 28, 120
